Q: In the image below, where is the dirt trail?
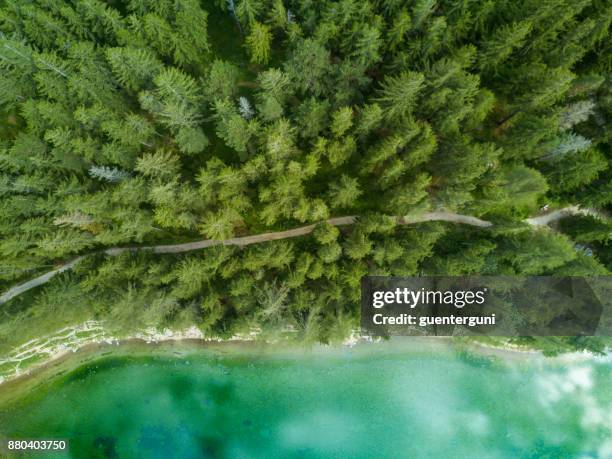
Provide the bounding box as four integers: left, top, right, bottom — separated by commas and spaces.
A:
0, 207, 596, 305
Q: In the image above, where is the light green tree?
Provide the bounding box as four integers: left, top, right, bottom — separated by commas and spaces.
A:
246, 22, 272, 64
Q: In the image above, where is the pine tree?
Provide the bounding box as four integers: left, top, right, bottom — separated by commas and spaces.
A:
353, 22, 382, 67
559, 100, 596, 130
285, 39, 330, 96
382, 174, 430, 214
544, 148, 607, 194
296, 98, 330, 138
541, 133, 592, 161
328, 175, 361, 209
245, 21, 272, 64
172, 0, 211, 68
106, 47, 162, 92
375, 72, 425, 120
135, 150, 181, 179
411, 0, 436, 31
387, 11, 411, 50
175, 127, 209, 155
343, 229, 372, 260
239, 96, 255, 119
256, 68, 290, 121
559, 215, 612, 244
235, 0, 263, 27
36, 229, 93, 257
89, 165, 130, 182
499, 231, 577, 275
205, 60, 240, 101
326, 138, 356, 167
479, 21, 532, 71
318, 242, 342, 263
331, 107, 353, 138
255, 281, 290, 323
483, 165, 548, 211
200, 208, 242, 240
53, 211, 94, 229
313, 222, 340, 244
355, 103, 383, 137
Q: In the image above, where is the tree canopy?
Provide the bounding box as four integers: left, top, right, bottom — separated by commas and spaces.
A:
0, 0, 610, 350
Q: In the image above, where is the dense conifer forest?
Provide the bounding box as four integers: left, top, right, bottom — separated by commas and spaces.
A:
0, 0, 610, 352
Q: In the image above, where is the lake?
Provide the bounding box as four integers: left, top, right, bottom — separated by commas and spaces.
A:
0, 340, 610, 458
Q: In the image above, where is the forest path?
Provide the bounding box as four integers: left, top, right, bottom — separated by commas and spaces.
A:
0, 207, 596, 305
523, 205, 598, 226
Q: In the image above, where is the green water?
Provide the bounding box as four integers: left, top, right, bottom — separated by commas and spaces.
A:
0, 342, 610, 459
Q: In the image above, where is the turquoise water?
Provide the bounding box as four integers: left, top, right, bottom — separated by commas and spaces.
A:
0, 342, 610, 458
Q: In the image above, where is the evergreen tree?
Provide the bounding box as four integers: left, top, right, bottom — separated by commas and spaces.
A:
328, 175, 361, 209
0, 0, 610, 350
479, 21, 532, 72
246, 21, 272, 64
376, 72, 425, 120
89, 165, 130, 182
135, 150, 181, 179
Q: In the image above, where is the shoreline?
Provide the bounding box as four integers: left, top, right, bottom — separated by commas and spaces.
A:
0, 338, 266, 406
0, 323, 259, 386
1, 329, 607, 403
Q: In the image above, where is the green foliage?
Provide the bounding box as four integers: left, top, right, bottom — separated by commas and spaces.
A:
328, 175, 362, 210
482, 165, 548, 212
313, 223, 340, 244
558, 215, 612, 243
498, 231, 577, 275
0, 0, 610, 350
375, 72, 425, 121
106, 47, 162, 92
331, 107, 353, 138
479, 21, 532, 71
235, 0, 263, 27
543, 148, 607, 194
205, 60, 240, 101
343, 229, 373, 260
246, 22, 272, 64
285, 39, 330, 96
135, 150, 181, 179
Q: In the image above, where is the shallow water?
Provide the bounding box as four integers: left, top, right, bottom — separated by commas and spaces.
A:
0, 342, 610, 458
